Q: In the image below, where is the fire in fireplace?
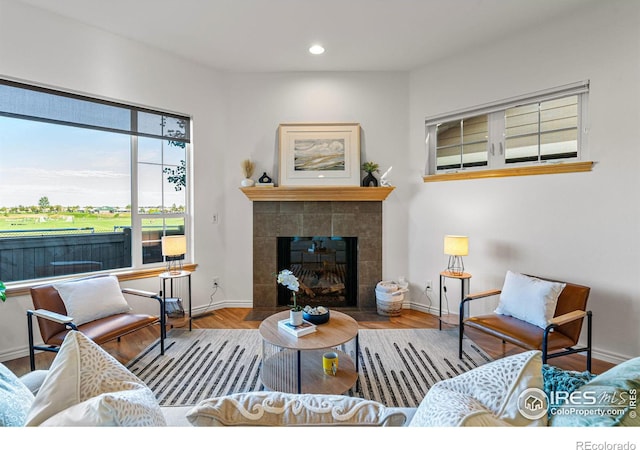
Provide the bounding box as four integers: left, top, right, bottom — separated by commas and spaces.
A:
277, 236, 357, 308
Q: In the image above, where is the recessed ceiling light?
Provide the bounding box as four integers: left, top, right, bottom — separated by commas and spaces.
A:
309, 45, 325, 55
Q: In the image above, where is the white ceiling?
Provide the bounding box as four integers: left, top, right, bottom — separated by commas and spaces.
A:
17, 0, 598, 72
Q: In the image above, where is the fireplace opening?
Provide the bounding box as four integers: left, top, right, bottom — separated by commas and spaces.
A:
277, 236, 357, 308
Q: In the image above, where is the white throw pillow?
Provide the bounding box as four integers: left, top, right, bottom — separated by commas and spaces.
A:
410, 350, 546, 427
25, 330, 165, 426
187, 391, 407, 426
494, 271, 566, 329
53, 275, 131, 325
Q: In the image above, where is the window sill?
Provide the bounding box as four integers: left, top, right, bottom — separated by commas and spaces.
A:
4, 263, 198, 298
422, 161, 593, 183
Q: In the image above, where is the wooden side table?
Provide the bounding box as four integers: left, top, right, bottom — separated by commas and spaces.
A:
258, 310, 359, 394
439, 270, 471, 330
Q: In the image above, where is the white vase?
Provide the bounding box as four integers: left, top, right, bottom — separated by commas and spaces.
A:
290, 310, 303, 326
241, 178, 255, 187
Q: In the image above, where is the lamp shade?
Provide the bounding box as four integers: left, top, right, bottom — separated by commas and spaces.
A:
162, 235, 187, 257
444, 235, 468, 256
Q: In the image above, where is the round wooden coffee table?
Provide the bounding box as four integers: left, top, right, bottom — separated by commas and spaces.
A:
259, 310, 359, 394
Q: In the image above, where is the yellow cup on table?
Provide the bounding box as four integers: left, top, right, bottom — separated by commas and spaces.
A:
322, 351, 339, 376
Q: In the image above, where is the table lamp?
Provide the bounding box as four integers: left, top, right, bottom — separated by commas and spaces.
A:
162, 235, 187, 274
444, 235, 468, 276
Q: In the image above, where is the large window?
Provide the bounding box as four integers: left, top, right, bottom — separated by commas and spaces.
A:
426, 81, 589, 175
0, 79, 191, 283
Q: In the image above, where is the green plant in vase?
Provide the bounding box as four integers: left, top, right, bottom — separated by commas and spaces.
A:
0, 281, 6, 302
361, 161, 380, 187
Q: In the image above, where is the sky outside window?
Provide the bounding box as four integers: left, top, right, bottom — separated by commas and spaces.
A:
0, 116, 131, 208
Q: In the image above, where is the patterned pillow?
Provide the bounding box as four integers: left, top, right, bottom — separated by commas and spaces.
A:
25, 330, 165, 426
542, 364, 595, 418
0, 363, 35, 427
549, 356, 640, 426
410, 350, 546, 427
187, 391, 407, 426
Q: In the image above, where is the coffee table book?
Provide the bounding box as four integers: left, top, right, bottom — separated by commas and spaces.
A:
277, 318, 317, 337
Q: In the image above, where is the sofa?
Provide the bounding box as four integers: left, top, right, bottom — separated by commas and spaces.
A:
2, 330, 638, 427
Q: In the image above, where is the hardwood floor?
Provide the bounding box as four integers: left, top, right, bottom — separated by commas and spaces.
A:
3, 308, 615, 377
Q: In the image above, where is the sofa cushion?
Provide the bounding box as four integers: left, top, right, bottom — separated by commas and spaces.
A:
549, 356, 640, 426
187, 391, 407, 426
410, 350, 546, 426
25, 330, 165, 426
18, 370, 49, 396
495, 271, 566, 329
53, 275, 131, 325
0, 363, 35, 427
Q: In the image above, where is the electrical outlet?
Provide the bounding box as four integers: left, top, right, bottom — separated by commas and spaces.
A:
425, 280, 432, 291
212, 276, 220, 288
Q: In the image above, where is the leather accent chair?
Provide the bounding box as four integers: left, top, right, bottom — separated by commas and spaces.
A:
27, 275, 165, 370
459, 276, 592, 371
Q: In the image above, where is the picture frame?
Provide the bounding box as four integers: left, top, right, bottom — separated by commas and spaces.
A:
278, 123, 361, 186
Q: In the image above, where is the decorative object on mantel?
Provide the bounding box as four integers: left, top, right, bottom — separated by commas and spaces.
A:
241, 159, 255, 187
0, 280, 6, 302
278, 123, 361, 186
361, 161, 380, 187
277, 269, 302, 326
257, 172, 274, 187
380, 166, 393, 187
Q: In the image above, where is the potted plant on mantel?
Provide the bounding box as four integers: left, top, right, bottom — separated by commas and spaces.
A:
240, 159, 255, 187
277, 269, 303, 326
361, 161, 380, 187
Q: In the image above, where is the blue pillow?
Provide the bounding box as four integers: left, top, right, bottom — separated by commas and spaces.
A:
549, 357, 640, 426
0, 363, 35, 426
542, 364, 595, 419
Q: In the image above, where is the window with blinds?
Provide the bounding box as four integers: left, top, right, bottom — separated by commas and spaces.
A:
436, 115, 488, 170
426, 81, 588, 174
505, 95, 578, 164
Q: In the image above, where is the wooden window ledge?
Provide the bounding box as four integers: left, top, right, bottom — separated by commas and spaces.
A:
423, 161, 593, 182
4, 263, 198, 298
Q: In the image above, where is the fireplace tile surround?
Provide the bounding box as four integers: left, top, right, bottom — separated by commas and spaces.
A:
252, 201, 382, 310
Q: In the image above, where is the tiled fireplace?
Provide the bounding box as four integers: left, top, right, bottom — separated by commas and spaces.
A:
252, 201, 382, 310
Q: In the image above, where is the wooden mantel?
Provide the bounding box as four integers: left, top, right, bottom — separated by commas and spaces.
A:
240, 186, 394, 202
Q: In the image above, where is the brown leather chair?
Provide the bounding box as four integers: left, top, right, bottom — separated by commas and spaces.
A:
459, 276, 592, 371
27, 275, 165, 370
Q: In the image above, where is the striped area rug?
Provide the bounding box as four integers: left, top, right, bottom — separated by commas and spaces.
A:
126, 328, 491, 408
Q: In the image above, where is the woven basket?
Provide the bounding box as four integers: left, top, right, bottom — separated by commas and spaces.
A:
376, 292, 404, 316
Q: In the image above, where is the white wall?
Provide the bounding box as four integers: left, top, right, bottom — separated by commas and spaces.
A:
0, 0, 227, 360
218, 72, 410, 305
0, 1, 411, 360
408, 0, 640, 362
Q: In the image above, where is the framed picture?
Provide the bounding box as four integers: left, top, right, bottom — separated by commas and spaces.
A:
278, 123, 361, 186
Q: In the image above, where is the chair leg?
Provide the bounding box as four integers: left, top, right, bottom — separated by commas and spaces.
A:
160, 297, 165, 355
586, 311, 592, 372
459, 321, 464, 359
27, 311, 36, 371
458, 299, 466, 359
